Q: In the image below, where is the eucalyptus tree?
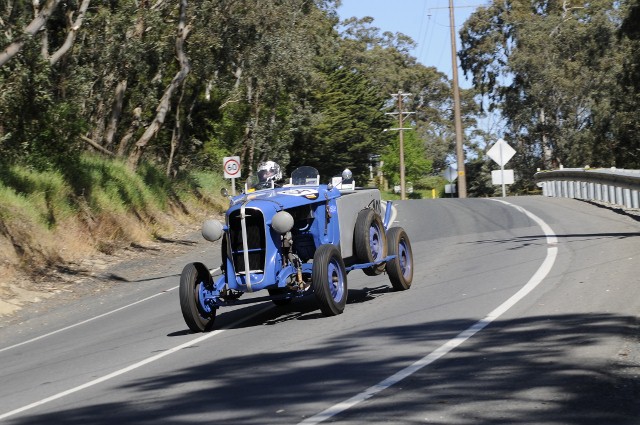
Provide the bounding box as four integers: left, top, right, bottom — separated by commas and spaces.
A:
185, 0, 339, 176
613, 0, 640, 168
459, 0, 627, 178
0, 0, 93, 168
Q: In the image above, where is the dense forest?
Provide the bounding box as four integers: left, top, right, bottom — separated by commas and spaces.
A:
0, 0, 478, 192
0, 0, 637, 211
3, 0, 637, 192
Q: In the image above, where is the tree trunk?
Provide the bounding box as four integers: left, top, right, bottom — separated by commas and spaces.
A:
48, 0, 91, 65
166, 80, 187, 177
81, 135, 115, 157
104, 80, 128, 149
247, 96, 261, 172
90, 98, 107, 144
128, 0, 191, 169
0, 0, 61, 67
540, 108, 555, 169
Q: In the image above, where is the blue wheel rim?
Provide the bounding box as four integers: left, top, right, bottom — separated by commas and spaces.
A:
327, 259, 345, 302
369, 223, 382, 260
398, 239, 412, 279
197, 280, 213, 314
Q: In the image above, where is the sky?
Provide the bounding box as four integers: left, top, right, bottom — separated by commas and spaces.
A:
336, 0, 490, 89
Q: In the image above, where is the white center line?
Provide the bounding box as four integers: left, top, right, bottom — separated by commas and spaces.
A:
299, 199, 558, 424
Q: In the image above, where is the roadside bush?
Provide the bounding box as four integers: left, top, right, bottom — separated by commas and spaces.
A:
415, 175, 447, 198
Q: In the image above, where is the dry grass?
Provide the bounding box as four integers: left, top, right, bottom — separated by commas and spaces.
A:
0, 158, 226, 317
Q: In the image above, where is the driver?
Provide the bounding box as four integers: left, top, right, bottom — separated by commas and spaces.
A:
256, 161, 282, 189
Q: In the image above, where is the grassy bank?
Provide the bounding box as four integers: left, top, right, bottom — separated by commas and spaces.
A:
0, 154, 227, 286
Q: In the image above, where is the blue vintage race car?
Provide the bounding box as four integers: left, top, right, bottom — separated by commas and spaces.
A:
179, 166, 413, 332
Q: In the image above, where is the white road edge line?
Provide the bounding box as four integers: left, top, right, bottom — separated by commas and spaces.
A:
0, 268, 222, 354
0, 304, 273, 421
0, 287, 178, 354
298, 199, 558, 425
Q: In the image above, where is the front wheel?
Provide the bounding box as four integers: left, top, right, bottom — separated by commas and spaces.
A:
312, 244, 348, 316
386, 227, 413, 291
179, 262, 216, 332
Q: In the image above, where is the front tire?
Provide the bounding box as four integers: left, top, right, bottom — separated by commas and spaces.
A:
354, 208, 387, 276
312, 244, 348, 316
179, 262, 216, 332
385, 227, 413, 291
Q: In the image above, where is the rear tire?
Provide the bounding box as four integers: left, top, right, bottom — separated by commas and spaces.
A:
385, 227, 413, 291
354, 209, 387, 276
312, 244, 348, 316
179, 262, 216, 332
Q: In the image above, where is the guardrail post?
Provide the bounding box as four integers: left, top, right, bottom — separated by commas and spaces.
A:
615, 186, 623, 206
623, 188, 632, 208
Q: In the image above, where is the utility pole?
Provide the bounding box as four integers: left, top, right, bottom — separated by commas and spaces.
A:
385, 92, 414, 200
449, 0, 467, 198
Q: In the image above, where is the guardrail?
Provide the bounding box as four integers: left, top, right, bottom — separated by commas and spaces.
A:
534, 168, 640, 209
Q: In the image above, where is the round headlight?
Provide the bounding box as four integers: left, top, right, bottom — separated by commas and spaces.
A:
271, 211, 294, 234
202, 219, 223, 242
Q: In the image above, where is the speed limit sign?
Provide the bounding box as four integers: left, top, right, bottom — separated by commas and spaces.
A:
223, 156, 241, 179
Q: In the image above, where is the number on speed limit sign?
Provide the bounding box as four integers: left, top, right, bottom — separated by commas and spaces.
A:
223, 156, 241, 179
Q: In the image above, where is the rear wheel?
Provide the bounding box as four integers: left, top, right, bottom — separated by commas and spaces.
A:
386, 227, 413, 291
179, 262, 216, 332
354, 208, 387, 276
312, 244, 348, 316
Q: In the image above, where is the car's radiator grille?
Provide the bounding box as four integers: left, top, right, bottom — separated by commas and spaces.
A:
228, 208, 266, 273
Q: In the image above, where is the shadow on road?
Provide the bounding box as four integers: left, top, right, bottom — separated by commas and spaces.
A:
8, 312, 640, 425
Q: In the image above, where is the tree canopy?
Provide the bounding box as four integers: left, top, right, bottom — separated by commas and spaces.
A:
1, 0, 638, 194
459, 0, 640, 190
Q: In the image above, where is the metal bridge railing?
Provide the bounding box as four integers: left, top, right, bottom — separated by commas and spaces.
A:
534, 168, 640, 209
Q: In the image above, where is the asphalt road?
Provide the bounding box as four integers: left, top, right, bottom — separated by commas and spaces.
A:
1, 196, 639, 424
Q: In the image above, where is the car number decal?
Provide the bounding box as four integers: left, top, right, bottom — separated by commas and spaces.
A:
279, 188, 319, 198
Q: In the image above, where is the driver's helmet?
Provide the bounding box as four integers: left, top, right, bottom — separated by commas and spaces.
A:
257, 161, 282, 184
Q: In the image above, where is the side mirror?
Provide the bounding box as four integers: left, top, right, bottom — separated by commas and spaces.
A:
220, 187, 229, 198
329, 168, 354, 191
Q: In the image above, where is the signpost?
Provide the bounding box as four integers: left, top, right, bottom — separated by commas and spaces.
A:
223, 156, 241, 195
444, 165, 457, 197
487, 138, 516, 197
